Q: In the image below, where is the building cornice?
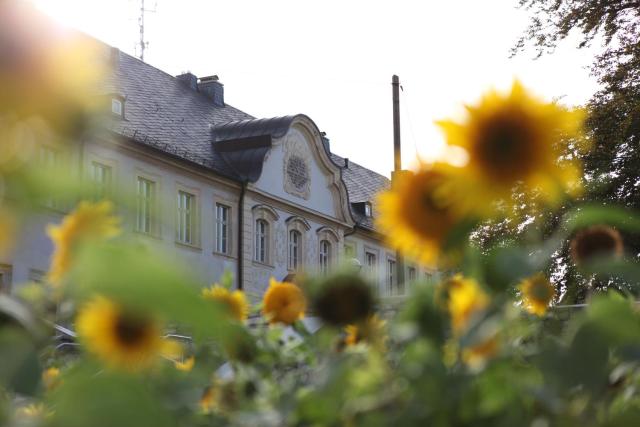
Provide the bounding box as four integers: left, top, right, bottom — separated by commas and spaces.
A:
95, 130, 243, 192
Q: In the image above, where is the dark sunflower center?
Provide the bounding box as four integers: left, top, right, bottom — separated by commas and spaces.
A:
421, 186, 449, 213
114, 313, 150, 347
401, 175, 455, 243
314, 278, 373, 326
531, 281, 553, 302
571, 226, 623, 264
474, 111, 538, 181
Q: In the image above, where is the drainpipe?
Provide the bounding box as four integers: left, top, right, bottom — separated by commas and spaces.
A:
237, 181, 247, 290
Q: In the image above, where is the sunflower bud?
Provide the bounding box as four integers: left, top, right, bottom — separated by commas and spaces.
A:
312, 273, 374, 327
569, 225, 623, 266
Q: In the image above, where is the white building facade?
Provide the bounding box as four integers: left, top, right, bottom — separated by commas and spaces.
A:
1, 45, 435, 301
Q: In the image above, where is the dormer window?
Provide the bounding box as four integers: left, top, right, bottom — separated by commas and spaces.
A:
351, 201, 373, 218
111, 98, 124, 117
364, 202, 372, 217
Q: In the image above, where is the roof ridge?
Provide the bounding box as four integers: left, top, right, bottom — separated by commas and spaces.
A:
331, 152, 390, 181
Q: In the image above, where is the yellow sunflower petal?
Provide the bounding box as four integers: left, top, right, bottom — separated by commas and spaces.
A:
262, 277, 306, 325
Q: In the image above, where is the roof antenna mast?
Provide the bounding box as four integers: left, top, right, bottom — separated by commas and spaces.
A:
137, 0, 156, 62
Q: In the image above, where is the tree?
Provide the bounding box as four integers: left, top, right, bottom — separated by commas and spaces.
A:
475, 0, 640, 302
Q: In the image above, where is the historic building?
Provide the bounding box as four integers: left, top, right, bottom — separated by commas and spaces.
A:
2, 44, 433, 301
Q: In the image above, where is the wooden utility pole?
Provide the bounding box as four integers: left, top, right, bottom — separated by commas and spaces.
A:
391, 75, 405, 291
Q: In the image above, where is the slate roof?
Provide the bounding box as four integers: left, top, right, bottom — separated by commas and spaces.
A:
212, 116, 297, 142
331, 153, 390, 231
102, 48, 254, 179
101, 46, 389, 232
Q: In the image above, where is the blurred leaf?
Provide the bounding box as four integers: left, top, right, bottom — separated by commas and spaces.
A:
69, 242, 235, 343
563, 205, 640, 234
581, 259, 640, 290
398, 283, 446, 345
46, 362, 176, 427
0, 294, 42, 336
0, 327, 42, 396
442, 217, 479, 252
483, 246, 542, 292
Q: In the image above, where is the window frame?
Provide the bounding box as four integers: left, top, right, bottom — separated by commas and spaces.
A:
251, 204, 279, 267
288, 229, 302, 270
38, 145, 66, 211
319, 239, 332, 275
386, 257, 396, 296
0, 264, 12, 294
285, 216, 310, 272
254, 218, 269, 263
91, 161, 113, 200
111, 98, 123, 117
175, 186, 200, 248
135, 176, 158, 236
214, 202, 231, 255
316, 226, 339, 274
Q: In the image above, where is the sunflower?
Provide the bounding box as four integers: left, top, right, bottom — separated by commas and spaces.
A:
313, 274, 374, 327
199, 386, 217, 414
461, 336, 499, 370
76, 296, 173, 371
47, 201, 121, 287
174, 356, 195, 372
344, 314, 386, 350
444, 275, 489, 335
519, 273, 555, 316
376, 165, 464, 267
262, 277, 306, 325
199, 380, 238, 414
438, 81, 584, 217
570, 225, 624, 266
0, 1, 105, 135
42, 367, 61, 391
15, 403, 52, 419
202, 285, 250, 322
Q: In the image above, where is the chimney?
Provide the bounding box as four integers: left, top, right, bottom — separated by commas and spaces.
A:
198, 75, 224, 107
176, 72, 198, 91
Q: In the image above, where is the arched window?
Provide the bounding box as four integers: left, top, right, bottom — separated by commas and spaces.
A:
319, 239, 331, 274
289, 230, 302, 270
255, 219, 268, 263
251, 204, 279, 266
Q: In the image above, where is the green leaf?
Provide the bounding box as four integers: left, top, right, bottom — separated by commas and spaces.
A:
563, 204, 640, 234
0, 328, 42, 396
68, 242, 235, 344
46, 362, 177, 427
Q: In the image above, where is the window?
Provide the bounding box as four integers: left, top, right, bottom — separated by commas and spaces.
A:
39, 146, 63, 209
136, 177, 156, 234
111, 98, 123, 116
366, 251, 377, 273
288, 230, 302, 270
364, 202, 372, 217
215, 203, 230, 254
29, 269, 46, 284
91, 162, 112, 200
0, 264, 12, 293
319, 239, 331, 274
387, 259, 396, 296
408, 267, 416, 281
255, 219, 268, 263
177, 191, 195, 244
252, 204, 279, 265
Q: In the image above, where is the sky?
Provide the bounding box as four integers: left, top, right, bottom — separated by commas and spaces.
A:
33, 0, 601, 177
